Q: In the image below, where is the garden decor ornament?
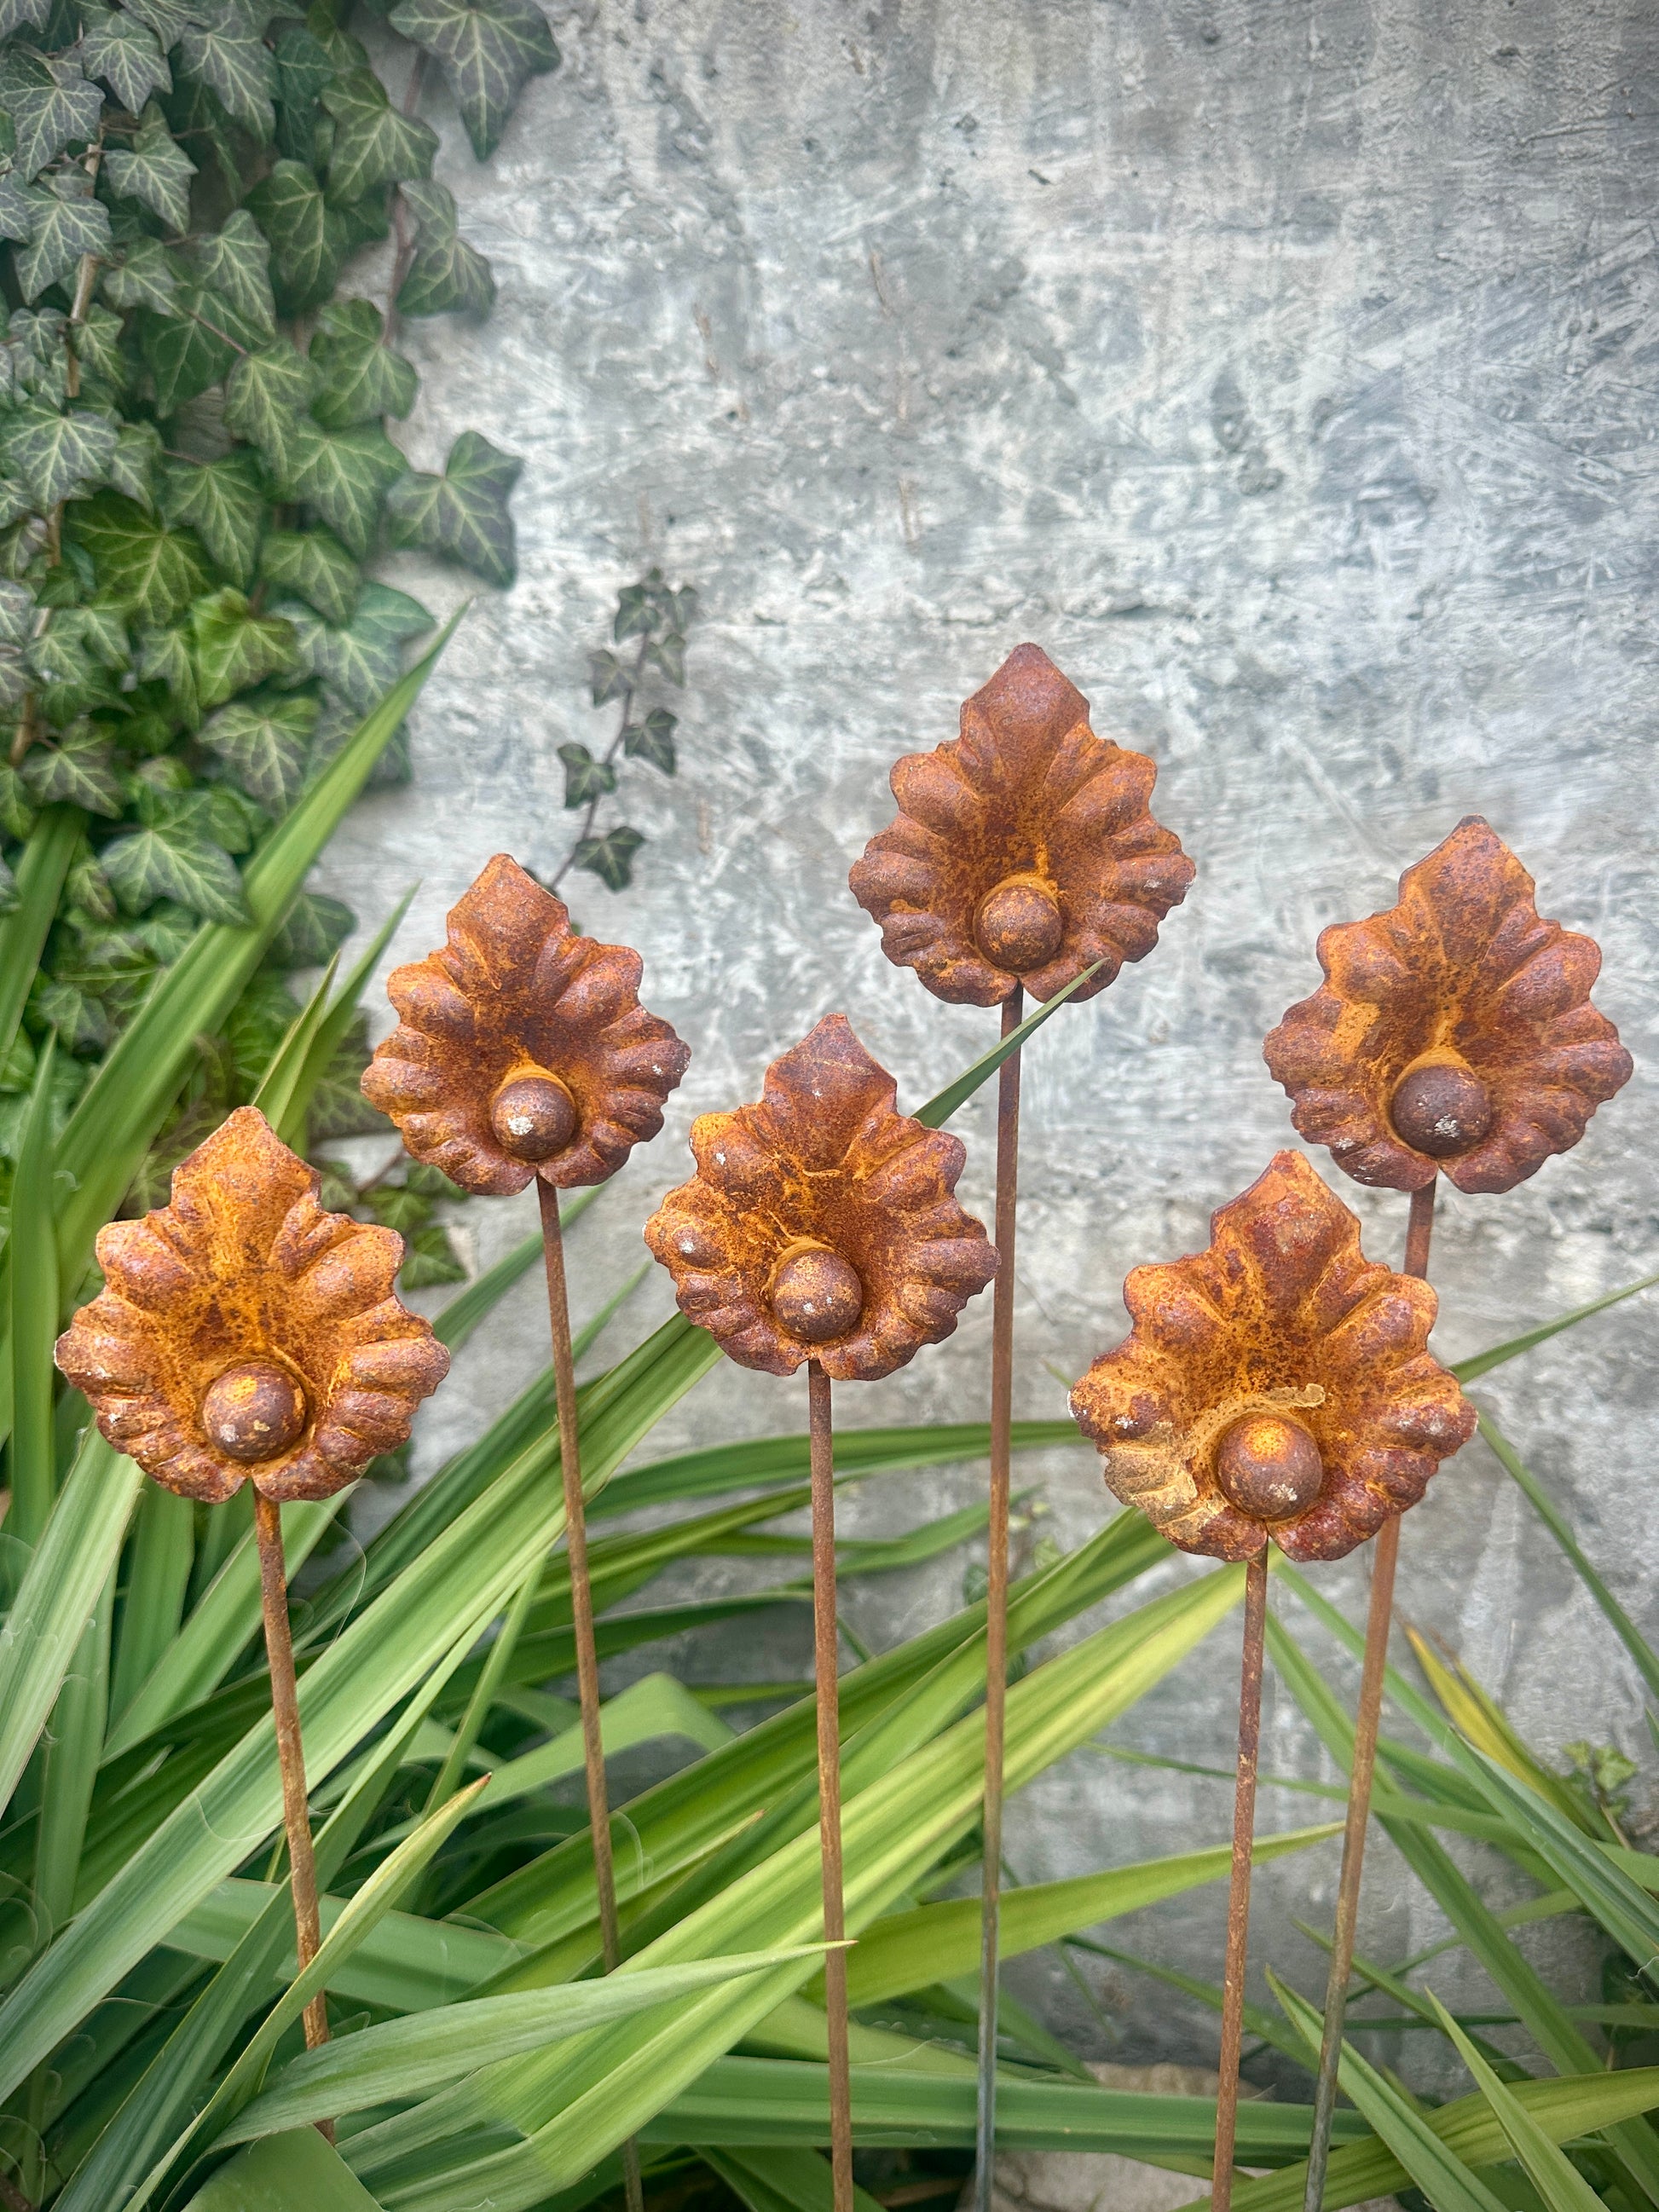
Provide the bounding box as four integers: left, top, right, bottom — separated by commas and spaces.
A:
1263, 816, 1632, 2212
364, 852, 689, 2212
55, 1105, 449, 2082
648, 1011, 998, 2212
851, 641, 1194, 2207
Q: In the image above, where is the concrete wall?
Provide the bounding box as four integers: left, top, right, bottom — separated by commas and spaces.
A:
320, 0, 1659, 2078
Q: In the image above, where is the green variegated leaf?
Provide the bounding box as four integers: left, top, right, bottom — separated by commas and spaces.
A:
223, 339, 317, 471
257, 526, 359, 624
199, 690, 317, 812
101, 818, 248, 921
0, 0, 49, 37
309, 296, 418, 426
246, 159, 346, 315
273, 20, 333, 111
100, 234, 182, 313
278, 418, 408, 556
103, 101, 195, 231
142, 282, 259, 415
625, 704, 676, 773
2, 402, 117, 507
72, 299, 125, 392
67, 492, 211, 626
20, 728, 123, 816
175, 14, 275, 140
558, 741, 613, 806
14, 180, 111, 302
12, 66, 104, 178
264, 887, 355, 968
121, 0, 197, 44
82, 9, 173, 110
108, 419, 164, 509
388, 0, 559, 159
575, 823, 645, 891
161, 453, 264, 583
396, 177, 494, 316
384, 428, 520, 584
188, 586, 299, 707
281, 580, 432, 709
321, 66, 437, 202
189, 210, 276, 338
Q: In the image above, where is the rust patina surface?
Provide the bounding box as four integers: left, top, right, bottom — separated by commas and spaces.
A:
848, 644, 1195, 1007
55, 1106, 448, 1503
1264, 817, 1632, 1194
1070, 1151, 1474, 1562
362, 852, 691, 1195
645, 1012, 997, 1380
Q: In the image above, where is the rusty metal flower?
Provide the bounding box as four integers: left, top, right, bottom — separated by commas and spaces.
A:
55, 1106, 448, 1504
645, 1013, 998, 1381
1264, 817, 1633, 1196
848, 643, 1195, 1007
361, 854, 691, 1196
1069, 1151, 1474, 1562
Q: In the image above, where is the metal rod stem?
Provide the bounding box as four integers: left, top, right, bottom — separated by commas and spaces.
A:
252, 1492, 331, 2087
974, 986, 1023, 2212
539, 1179, 644, 2212
1213, 1548, 1270, 2212
810, 1358, 855, 2212
1300, 1175, 1436, 2212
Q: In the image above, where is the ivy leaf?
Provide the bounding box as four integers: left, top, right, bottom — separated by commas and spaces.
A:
573, 824, 645, 892
223, 338, 316, 473
101, 819, 249, 921
395, 178, 494, 317
34, 975, 111, 1054
305, 685, 410, 790
175, 14, 275, 141
121, 0, 198, 44
612, 582, 654, 642
277, 417, 407, 557
20, 728, 124, 817
133, 619, 198, 728
55, 600, 130, 671
647, 629, 686, 684
558, 741, 614, 808
257, 525, 358, 625
14, 182, 111, 303
12, 66, 104, 180
0, 174, 34, 244
624, 705, 676, 775
103, 101, 195, 233
0, 580, 32, 648
2, 403, 117, 508
68, 491, 209, 624
383, 428, 519, 585
320, 66, 437, 204
82, 10, 173, 111
263, 887, 353, 969
100, 235, 182, 314
309, 297, 417, 427
0, 763, 37, 839
189, 210, 275, 338
161, 453, 264, 584
67, 836, 115, 921
280, 579, 431, 709
273, 23, 332, 112
199, 688, 316, 811
246, 159, 346, 316
72, 301, 125, 395
0, 0, 50, 38
397, 1222, 468, 1289
142, 281, 258, 415
108, 419, 163, 510
588, 647, 627, 705
388, 0, 558, 161
187, 586, 299, 708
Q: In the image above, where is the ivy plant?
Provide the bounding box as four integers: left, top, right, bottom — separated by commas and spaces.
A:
0, 0, 555, 1271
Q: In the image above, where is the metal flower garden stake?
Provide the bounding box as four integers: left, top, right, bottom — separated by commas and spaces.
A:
849, 643, 1193, 2201
363, 854, 689, 2212
55, 1107, 448, 2089
1071, 1151, 1474, 2209
647, 1013, 997, 2212
1263, 816, 1633, 2210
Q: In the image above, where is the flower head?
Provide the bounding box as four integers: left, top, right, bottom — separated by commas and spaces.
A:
645, 1014, 997, 1381
55, 1106, 448, 1504
1264, 817, 1632, 1195
1070, 1151, 1473, 1562
361, 854, 691, 1195
848, 644, 1194, 1007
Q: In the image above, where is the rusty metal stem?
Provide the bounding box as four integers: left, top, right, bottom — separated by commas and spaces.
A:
810, 1358, 856, 2212
974, 985, 1023, 2212
252, 1491, 331, 2095
1213, 1548, 1270, 2212
539, 1179, 644, 2212
1300, 1175, 1436, 2212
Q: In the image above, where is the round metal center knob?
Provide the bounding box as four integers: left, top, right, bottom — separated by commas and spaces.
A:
1215, 1412, 1325, 1521
490, 1071, 579, 1162
1390, 1061, 1494, 1158
975, 878, 1063, 973
201, 1359, 308, 1464
770, 1248, 864, 1345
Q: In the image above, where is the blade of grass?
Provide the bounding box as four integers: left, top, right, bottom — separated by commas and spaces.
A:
1428, 1992, 1605, 2212
912, 962, 1107, 1128
0, 804, 80, 1077
6, 1035, 60, 1549
108, 1485, 195, 1725
1451, 1273, 1659, 1383
436, 1187, 604, 1354
33, 1570, 112, 1945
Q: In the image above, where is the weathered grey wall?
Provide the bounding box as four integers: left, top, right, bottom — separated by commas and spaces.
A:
320, 0, 1659, 2079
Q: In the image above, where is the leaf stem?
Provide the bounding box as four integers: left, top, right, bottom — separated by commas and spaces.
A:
548, 631, 650, 892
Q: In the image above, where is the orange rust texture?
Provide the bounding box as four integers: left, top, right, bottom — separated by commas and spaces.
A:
1264, 816, 1632, 1195
55, 1106, 448, 1503
1069, 1151, 1474, 1562
361, 853, 691, 1195
848, 643, 1195, 1007
645, 1013, 998, 1381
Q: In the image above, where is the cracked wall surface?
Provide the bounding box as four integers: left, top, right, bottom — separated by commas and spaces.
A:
319, 0, 1659, 2076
